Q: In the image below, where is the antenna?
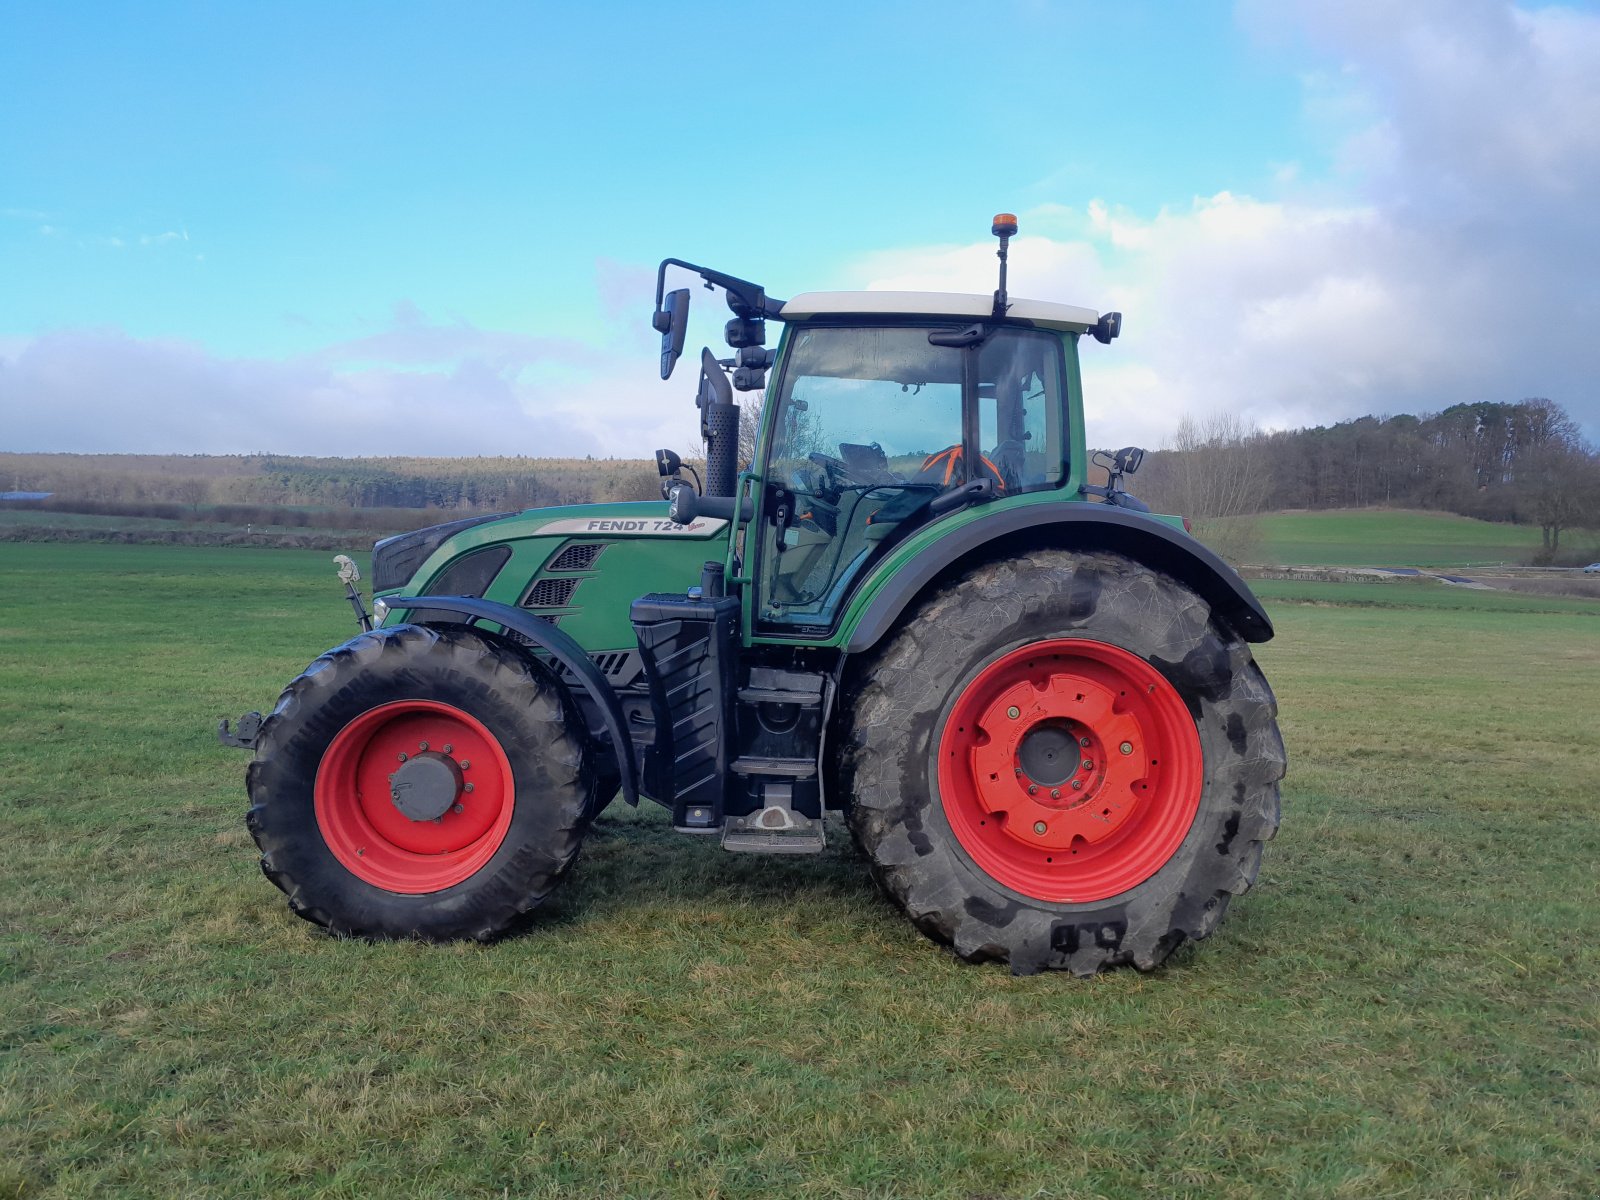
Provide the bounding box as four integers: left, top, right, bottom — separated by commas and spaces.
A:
991, 212, 1018, 317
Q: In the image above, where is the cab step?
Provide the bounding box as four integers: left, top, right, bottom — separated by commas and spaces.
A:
721, 820, 826, 855
719, 780, 825, 854
731, 756, 816, 778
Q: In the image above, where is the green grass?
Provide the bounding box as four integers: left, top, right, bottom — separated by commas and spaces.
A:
1237, 508, 1595, 567
2, 543, 1597, 1198
0, 509, 194, 532
0, 508, 402, 538
1253, 574, 1600, 616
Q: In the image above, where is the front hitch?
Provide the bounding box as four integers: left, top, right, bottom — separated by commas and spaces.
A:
218, 711, 263, 750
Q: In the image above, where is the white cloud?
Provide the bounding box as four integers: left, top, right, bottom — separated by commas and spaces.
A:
845, 1, 1600, 449
849, 194, 1432, 447
0, 253, 737, 459
0, 297, 702, 457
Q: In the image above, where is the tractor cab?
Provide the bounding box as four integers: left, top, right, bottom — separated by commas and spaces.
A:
750, 294, 1090, 631
649, 215, 1119, 642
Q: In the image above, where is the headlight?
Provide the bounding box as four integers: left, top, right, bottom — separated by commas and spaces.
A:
372, 598, 390, 627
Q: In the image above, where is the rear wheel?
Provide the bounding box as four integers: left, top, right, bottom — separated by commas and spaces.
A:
840, 550, 1285, 975
247, 624, 593, 941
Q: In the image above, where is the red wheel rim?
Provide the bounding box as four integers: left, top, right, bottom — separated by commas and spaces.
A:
938, 638, 1203, 902
315, 700, 515, 894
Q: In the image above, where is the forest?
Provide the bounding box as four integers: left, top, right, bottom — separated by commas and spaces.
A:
1131, 397, 1599, 563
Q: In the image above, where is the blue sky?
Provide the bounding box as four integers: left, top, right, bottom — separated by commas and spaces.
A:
3, 0, 1598, 456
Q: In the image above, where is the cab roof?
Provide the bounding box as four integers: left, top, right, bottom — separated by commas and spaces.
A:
778, 290, 1099, 333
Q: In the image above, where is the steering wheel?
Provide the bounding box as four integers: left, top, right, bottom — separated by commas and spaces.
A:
806, 451, 857, 483
807, 450, 861, 487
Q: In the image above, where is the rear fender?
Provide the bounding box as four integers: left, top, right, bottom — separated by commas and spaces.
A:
392, 594, 638, 804
841, 503, 1273, 653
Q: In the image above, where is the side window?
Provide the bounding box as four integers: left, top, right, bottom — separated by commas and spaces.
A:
979, 331, 1065, 493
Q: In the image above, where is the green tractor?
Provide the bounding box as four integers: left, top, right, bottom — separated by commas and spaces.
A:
224, 215, 1285, 975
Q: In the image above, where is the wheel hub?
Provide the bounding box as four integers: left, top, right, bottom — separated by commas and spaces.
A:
315, 699, 515, 893
388, 752, 463, 822
966, 673, 1139, 849
1016, 720, 1078, 788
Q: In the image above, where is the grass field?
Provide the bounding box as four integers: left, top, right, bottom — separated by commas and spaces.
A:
1252, 574, 1600, 615
1239, 508, 1597, 568
2, 542, 1597, 1198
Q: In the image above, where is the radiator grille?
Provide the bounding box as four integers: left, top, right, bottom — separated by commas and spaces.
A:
524, 576, 579, 609
548, 541, 608, 571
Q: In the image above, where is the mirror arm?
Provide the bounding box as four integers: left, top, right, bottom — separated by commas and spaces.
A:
655, 257, 786, 320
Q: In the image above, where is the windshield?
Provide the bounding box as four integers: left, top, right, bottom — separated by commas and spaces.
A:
772, 327, 963, 478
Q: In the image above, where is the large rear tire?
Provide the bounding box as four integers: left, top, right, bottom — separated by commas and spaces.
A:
246, 624, 593, 941
839, 550, 1285, 975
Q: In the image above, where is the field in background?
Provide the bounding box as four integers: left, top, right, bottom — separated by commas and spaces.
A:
1237, 507, 1583, 567
1, 541, 1596, 1198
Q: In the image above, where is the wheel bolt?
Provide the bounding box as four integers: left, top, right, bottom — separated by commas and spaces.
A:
443, 744, 453, 754
1014, 767, 1023, 776
1120, 742, 1133, 756
452, 803, 464, 814
1007, 706, 1020, 719
1080, 737, 1091, 748
419, 741, 429, 751
1050, 788, 1061, 799
1033, 821, 1047, 835
397, 752, 407, 762
1027, 785, 1038, 796
1072, 779, 1083, 790
1082, 759, 1094, 771
459, 760, 470, 770
464, 783, 475, 793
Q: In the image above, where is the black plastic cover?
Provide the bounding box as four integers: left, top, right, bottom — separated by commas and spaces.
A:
630, 592, 740, 826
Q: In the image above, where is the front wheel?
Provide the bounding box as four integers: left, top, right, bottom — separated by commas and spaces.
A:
246, 624, 593, 941
840, 550, 1286, 975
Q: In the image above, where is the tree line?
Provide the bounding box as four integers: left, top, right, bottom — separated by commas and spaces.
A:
1131, 398, 1600, 561
0, 453, 661, 518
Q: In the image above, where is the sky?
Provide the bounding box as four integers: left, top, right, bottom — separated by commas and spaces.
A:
2, 0, 1598, 458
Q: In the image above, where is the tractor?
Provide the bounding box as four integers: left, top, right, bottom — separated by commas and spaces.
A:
223, 215, 1285, 975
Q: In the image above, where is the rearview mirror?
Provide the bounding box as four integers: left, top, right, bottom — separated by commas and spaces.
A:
653, 288, 690, 379
1092, 311, 1122, 345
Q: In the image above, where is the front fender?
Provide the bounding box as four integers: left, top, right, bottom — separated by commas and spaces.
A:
840, 503, 1273, 653
391, 594, 638, 805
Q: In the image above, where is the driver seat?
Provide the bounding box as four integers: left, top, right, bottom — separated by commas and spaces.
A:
914, 446, 1008, 492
